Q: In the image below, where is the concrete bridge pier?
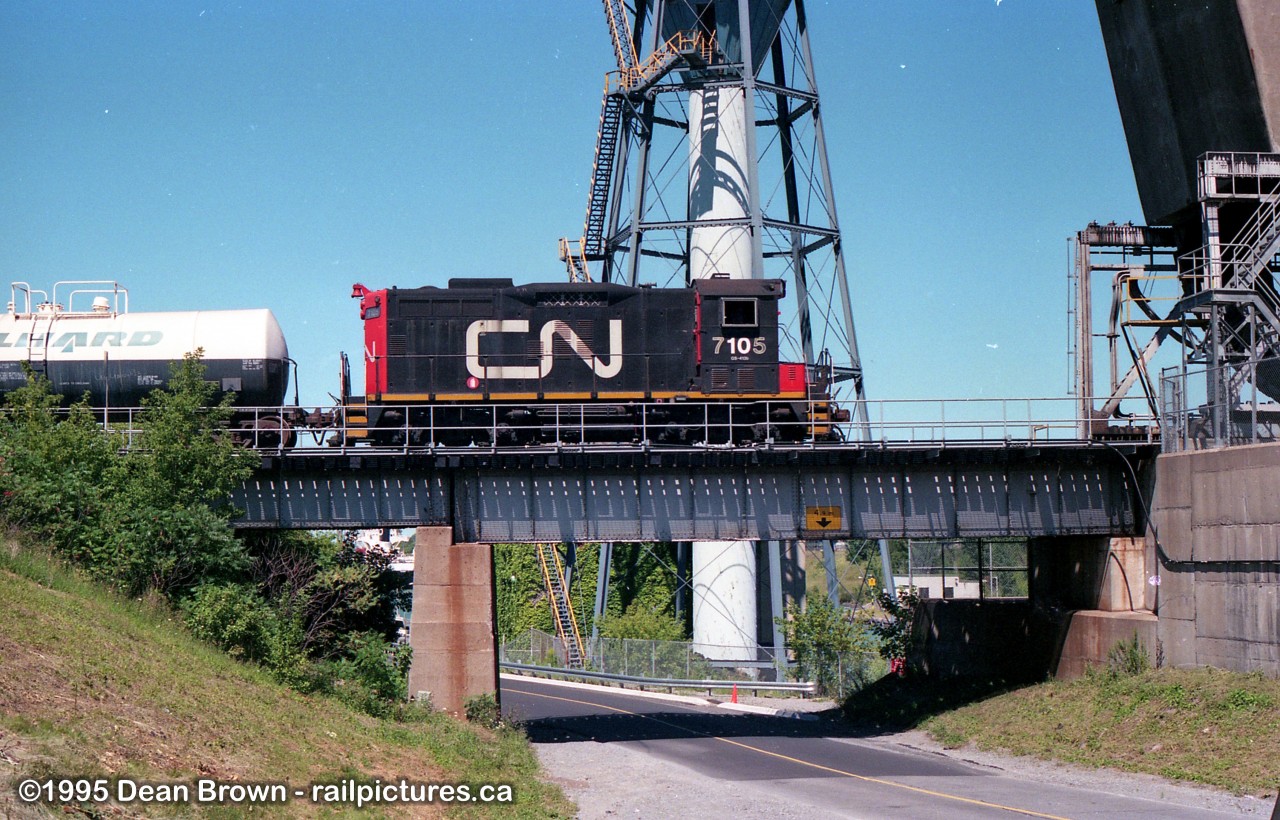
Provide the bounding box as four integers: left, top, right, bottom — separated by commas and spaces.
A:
1029, 535, 1157, 678
407, 527, 499, 716
913, 536, 1158, 680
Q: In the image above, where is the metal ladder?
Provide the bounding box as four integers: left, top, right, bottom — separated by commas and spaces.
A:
536, 543, 585, 669
26, 313, 54, 375
601, 0, 637, 75
583, 89, 625, 261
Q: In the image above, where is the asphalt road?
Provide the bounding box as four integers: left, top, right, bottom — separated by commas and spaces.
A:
502, 676, 1255, 819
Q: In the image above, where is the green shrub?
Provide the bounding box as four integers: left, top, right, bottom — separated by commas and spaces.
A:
778, 595, 875, 697
598, 606, 684, 641
327, 635, 411, 718
464, 692, 502, 729
870, 587, 921, 667
1106, 632, 1151, 678
181, 583, 277, 663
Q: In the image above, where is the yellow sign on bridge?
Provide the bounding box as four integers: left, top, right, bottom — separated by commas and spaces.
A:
804, 506, 842, 531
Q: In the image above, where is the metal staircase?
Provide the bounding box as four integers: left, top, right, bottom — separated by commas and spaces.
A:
1177, 153, 1280, 401
584, 87, 625, 261
560, 1, 716, 282
1193, 152, 1280, 296
601, 0, 637, 75
536, 543, 585, 669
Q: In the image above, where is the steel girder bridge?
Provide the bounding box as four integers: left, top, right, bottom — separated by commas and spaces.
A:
229, 440, 1153, 541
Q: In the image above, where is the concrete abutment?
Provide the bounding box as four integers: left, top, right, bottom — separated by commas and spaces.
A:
914, 536, 1157, 680
1150, 443, 1280, 675
919, 442, 1280, 679
407, 527, 498, 716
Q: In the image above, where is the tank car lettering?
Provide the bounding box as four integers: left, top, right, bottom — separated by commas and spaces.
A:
465, 319, 623, 380
127, 331, 163, 347
91, 332, 126, 347
53, 332, 88, 353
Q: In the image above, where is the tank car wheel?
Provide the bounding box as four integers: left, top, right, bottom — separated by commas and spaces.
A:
254, 417, 295, 450
231, 421, 257, 448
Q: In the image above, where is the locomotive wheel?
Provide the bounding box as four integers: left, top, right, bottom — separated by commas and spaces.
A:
752, 422, 780, 443
659, 424, 695, 445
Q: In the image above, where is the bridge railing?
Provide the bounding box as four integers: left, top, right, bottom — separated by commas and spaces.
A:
77, 396, 1158, 454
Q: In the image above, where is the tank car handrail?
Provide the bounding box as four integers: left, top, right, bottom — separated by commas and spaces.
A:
8, 282, 48, 315
53, 281, 128, 315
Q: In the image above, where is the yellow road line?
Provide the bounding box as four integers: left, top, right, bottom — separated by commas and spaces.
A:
507, 685, 1071, 820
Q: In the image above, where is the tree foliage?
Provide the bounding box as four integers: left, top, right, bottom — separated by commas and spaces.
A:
598, 606, 685, 641
0, 358, 412, 717
871, 587, 922, 667
0, 355, 257, 596
493, 542, 687, 644
123, 351, 258, 508
777, 595, 875, 697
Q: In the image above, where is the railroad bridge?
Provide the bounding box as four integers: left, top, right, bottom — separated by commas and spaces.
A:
225, 432, 1158, 713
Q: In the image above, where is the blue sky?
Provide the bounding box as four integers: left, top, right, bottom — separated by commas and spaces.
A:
1, 1, 1142, 406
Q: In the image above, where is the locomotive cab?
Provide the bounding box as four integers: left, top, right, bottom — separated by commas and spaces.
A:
693, 278, 782, 395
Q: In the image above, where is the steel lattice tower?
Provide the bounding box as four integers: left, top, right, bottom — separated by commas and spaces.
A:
561, 0, 884, 663
561, 0, 869, 420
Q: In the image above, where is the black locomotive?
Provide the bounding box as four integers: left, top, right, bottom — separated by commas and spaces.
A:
341, 277, 844, 446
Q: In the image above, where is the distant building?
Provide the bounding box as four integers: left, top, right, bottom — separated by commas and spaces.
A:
893, 575, 981, 601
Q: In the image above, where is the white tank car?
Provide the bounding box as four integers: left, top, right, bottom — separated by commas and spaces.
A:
0, 281, 290, 408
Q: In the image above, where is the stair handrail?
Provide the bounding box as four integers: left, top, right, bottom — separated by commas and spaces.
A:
601, 0, 638, 73
535, 544, 585, 668
548, 544, 586, 666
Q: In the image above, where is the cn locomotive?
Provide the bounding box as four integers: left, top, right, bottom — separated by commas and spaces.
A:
339, 276, 846, 446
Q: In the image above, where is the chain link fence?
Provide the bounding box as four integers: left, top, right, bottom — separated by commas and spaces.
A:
1160, 355, 1280, 453
500, 629, 788, 681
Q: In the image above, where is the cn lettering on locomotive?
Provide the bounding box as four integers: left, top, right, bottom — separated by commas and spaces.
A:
464, 319, 623, 381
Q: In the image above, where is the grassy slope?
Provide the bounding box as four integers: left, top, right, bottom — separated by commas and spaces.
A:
0, 544, 573, 818
844, 670, 1280, 796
